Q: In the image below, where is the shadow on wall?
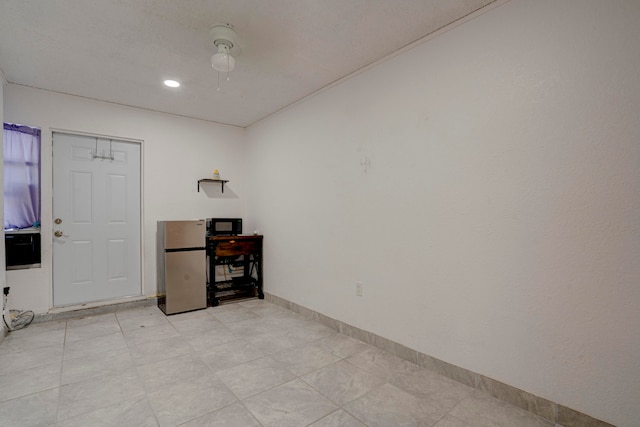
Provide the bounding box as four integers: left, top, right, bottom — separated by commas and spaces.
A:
197, 181, 239, 199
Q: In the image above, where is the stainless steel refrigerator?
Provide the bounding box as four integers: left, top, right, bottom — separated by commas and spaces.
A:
157, 220, 207, 315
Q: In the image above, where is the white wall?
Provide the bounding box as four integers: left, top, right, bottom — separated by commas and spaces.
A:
4, 84, 245, 314
245, 1, 640, 425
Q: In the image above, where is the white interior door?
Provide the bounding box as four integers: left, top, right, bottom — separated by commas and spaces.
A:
53, 132, 141, 306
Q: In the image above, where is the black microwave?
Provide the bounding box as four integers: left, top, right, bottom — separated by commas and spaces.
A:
207, 218, 242, 236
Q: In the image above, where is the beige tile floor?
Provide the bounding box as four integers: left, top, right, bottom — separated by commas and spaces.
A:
0, 300, 555, 427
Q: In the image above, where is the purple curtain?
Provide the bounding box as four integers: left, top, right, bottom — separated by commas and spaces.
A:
3, 123, 41, 230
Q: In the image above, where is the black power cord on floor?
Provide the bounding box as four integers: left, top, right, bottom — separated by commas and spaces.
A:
2, 286, 35, 332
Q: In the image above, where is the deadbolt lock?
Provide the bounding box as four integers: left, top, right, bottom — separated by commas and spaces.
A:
54, 218, 63, 224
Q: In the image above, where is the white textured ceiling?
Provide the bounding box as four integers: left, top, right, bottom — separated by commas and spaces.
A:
0, 0, 497, 127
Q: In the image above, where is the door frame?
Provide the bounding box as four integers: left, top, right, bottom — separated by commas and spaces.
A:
50, 128, 144, 309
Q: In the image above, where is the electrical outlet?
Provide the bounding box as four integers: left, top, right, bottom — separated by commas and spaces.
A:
355, 282, 363, 297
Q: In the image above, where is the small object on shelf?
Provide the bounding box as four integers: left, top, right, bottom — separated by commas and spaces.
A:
197, 178, 229, 193
213, 169, 220, 179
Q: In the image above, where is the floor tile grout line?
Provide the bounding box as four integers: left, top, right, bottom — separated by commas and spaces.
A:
252, 302, 496, 427
234, 310, 391, 427
252, 306, 388, 424
195, 305, 352, 424
124, 317, 163, 427
0, 382, 60, 404
185, 304, 285, 425
54, 319, 67, 425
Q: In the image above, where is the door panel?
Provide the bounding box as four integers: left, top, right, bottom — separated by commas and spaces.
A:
71, 241, 93, 282
72, 171, 92, 222
53, 132, 141, 306
107, 174, 127, 221
108, 239, 127, 279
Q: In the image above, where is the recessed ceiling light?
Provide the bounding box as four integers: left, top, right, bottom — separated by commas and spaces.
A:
163, 79, 180, 88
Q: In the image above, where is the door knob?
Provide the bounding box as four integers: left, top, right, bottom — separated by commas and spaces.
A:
54, 230, 64, 237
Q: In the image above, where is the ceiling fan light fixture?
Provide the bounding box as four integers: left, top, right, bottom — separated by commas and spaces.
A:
209, 24, 240, 90
211, 43, 235, 73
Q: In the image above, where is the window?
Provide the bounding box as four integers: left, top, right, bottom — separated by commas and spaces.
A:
3, 123, 41, 230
